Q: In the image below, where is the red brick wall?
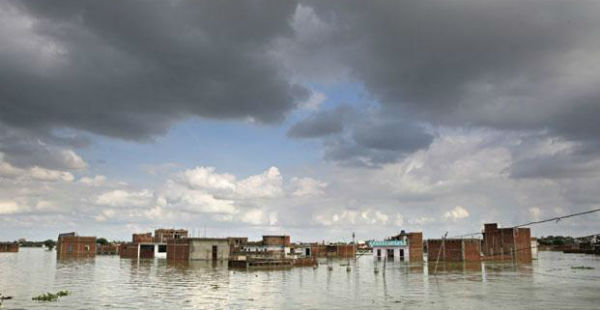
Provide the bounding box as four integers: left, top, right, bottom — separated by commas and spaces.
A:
482, 224, 532, 262
427, 239, 480, 262
262, 235, 290, 247
0, 242, 18, 252
336, 244, 356, 258
407, 233, 423, 262
154, 229, 188, 243
132, 233, 153, 244
167, 239, 189, 261
427, 239, 464, 262
57, 236, 96, 258
138, 244, 154, 259
462, 239, 482, 261
514, 228, 532, 262
310, 244, 355, 258
311, 244, 326, 257
119, 243, 155, 259
97, 244, 119, 255
119, 243, 139, 258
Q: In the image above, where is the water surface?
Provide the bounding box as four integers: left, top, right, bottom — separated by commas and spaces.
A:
1, 249, 598, 309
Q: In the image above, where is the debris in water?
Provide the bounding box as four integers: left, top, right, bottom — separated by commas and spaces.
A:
571, 266, 594, 270
32, 291, 70, 302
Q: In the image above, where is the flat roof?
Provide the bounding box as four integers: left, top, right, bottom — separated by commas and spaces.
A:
186, 238, 229, 241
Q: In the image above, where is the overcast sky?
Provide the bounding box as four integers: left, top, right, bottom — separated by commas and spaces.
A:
1, 0, 599, 242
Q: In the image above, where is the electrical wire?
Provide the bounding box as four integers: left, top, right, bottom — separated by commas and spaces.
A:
448, 208, 600, 239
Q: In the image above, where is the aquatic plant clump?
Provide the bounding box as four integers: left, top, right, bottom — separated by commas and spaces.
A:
571, 266, 595, 270
32, 291, 70, 302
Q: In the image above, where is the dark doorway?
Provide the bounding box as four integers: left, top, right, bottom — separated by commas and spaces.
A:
139, 244, 154, 259
399, 249, 405, 261
377, 249, 381, 257
212, 245, 218, 261
305, 248, 311, 256
387, 249, 394, 259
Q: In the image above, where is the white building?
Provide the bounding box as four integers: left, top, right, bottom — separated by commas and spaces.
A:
242, 244, 291, 256
370, 240, 411, 261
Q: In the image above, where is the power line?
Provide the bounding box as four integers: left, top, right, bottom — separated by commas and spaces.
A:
514, 208, 600, 228
449, 208, 600, 238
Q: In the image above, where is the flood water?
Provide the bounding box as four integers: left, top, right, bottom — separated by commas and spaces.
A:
1, 249, 599, 309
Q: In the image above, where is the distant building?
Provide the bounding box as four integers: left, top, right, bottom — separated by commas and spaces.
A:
262, 235, 290, 248
291, 244, 313, 257
154, 229, 188, 243
120, 232, 167, 259
97, 243, 120, 255
167, 238, 230, 261
132, 233, 153, 244
427, 239, 481, 262
227, 237, 248, 253
370, 230, 423, 262
371, 240, 410, 261
120, 243, 167, 259
242, 235, 291, 256
482, 223, 532, 262
308, 243, 356, 258
57, 232, 96, 258
0, 242, 19, 253
390, 231, 424, 262
574, 234, 600, 251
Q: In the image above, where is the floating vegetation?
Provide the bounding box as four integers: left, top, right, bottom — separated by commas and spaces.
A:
1, 292, 14, 307
32, 290, 70, 302
571, 266, 594, 270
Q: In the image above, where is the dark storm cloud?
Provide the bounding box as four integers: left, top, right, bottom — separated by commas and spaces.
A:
3, 0, 600, 176
0, 0, 307, 141
277, 0, 600, 172
323, 137, 401, 168
509, 154, 599, 179
287, 105, 352, 138
290, 0, 600, 142
352, 121, 433, 152
288, 105, 433, 167
322, 119, 433, 168
0, 124, 90, 170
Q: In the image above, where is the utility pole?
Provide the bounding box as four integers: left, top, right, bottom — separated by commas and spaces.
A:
434, 232, 448, 275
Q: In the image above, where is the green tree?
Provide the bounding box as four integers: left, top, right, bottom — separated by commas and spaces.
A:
96, 238, 109, 246
43, 239, 56, 250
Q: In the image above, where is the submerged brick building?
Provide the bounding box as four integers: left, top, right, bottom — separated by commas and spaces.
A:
427, 239, 481, 262
57, 232, 96, 258
309, 243, 356, 258
482, 223, 532, 262
167, 238, 230, 261
97, 243, 120, 255
119, 228, 188, 259
227, 237, 248, 253
0, 242, 19, 253
242, 235, 292, 256
391, 231, 424, 262
370, 231, 423, 262
154, 229, 188, 243
132, 233, 153, 244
